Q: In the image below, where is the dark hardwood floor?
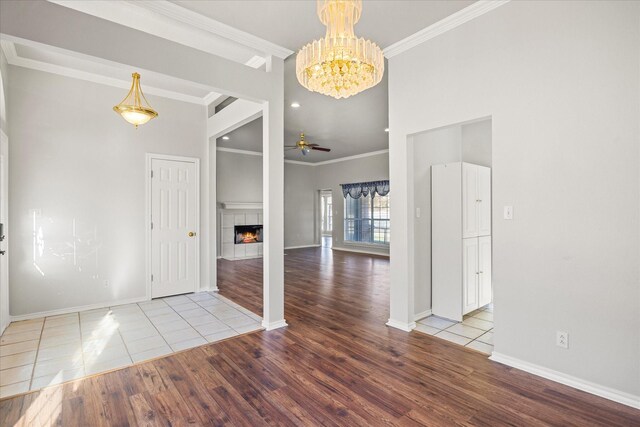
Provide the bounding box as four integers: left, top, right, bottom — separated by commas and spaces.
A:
1, 246, 638, 426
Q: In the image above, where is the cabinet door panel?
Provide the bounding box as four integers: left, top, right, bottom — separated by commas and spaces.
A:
478, 166, 492, 236
462, 164, 479, 238
478, 236, 492, 307
462, 238, 479, 314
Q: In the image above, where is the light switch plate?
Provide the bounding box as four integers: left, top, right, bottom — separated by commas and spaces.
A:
504, 206, 513, 220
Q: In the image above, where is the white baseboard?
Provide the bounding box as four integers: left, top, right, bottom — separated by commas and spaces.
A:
262, 319, 288, 331
284, 244, 321, 250
490, 352, 640, 409
386, 318, 416, 332
10, 296, 149, 322
414, 309, 432, 321
332, 246, 390, 257
0, 319, 8, 336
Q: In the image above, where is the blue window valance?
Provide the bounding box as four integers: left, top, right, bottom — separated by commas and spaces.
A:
341, 180, 390, 199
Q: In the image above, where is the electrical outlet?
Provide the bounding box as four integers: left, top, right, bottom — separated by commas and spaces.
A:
556, 331, 569, 349
103, 280, 110, 288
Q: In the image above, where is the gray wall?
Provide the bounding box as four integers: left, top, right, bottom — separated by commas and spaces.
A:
390, 1, 639, 397
462, 120, 492, 167
314, 153, 390, 255
412, 126, 463, 315
0, 50, 7, 132
412, 120, 492, 316
283, 163, 316, 248
9, 67, 207, 316
216, 151, 263, 204
215, 151, 317, 250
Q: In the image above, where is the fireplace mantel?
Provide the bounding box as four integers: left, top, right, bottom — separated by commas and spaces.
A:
221, 202, 263, 210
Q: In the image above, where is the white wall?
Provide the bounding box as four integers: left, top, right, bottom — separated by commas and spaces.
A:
314, 153, 390, 255
389, 1, 640, 400
8, 67, 207, 316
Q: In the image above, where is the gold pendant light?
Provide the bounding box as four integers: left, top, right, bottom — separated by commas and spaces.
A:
296, 0, 384, 99
113, 72, 158, 128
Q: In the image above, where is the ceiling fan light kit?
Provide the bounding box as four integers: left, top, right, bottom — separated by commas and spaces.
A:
113, 72, 158, 128
296, 0, 384, 99
285, 133, 332, 156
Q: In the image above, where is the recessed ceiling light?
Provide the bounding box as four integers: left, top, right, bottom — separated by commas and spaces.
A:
222, 136, 230, 140
291, 102, 301, 108
384, 128, 389, 132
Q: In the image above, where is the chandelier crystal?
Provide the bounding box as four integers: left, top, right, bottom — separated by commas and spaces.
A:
296, 0, 384, 99
113, 72, 158, 128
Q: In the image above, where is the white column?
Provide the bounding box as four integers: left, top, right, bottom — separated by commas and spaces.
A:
387, 130, 416, 331
262, 56, 287, 330
208, 134, 218, 291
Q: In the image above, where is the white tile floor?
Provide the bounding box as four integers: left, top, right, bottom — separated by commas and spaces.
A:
414, 304, 494, 354
0, 292, 262, 398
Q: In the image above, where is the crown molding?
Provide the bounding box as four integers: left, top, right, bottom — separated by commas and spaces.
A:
135, 1, 293, 59
0, 40, 207, 105
383, 0, 511, 58
217, 147, 263, 157
49, 0, 292, 61
217, 146, 389, 167
311, 149, 389, 166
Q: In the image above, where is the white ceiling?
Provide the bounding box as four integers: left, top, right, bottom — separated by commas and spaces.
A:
192, 0, 474, 162
4, 0, 474, 163
171, 1, 474, 51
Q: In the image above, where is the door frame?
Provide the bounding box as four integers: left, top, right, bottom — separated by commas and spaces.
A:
145, 153, 200, 300
0, 129, 9, 334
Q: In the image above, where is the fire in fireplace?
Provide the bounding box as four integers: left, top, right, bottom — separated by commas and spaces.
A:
234, 225, 263, 244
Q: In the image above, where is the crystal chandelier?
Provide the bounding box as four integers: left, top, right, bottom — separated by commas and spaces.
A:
296, 0, 384, 99
113, 73, 158, 128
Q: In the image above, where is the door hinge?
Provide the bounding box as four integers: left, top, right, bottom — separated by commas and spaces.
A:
150, 170, 154, 178
151, 274, 154, 282
151, 222, 154, 230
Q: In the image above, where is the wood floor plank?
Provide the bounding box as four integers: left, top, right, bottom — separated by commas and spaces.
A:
1, 247, 638, 426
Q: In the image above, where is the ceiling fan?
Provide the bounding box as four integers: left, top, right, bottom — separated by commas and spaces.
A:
285, 133, 331, 156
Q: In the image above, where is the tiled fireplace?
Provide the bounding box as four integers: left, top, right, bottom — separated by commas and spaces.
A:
220, 205, 263, 260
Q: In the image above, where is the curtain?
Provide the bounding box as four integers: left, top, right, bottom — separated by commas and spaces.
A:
341, 180, 390, 199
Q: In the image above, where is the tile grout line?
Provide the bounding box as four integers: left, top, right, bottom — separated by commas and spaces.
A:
122, 302, 172, 362
27, 317, 47, 391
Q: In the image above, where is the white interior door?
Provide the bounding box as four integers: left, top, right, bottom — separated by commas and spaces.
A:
0, 132, 8, 334
477, 166, 492, 237
462, 163, 479, 238
478, 236, 492, 307
151, 158, 198, 298
462, 237, 479, 314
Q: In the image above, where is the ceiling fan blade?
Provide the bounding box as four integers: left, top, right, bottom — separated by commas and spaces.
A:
284, 145, 298, 148
285, 147, 299, 151
307, 143, 319, 147
312, 147, 331, 152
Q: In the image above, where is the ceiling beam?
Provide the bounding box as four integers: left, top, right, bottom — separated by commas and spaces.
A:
208, 99, 263, 140
0, 1, 279, 102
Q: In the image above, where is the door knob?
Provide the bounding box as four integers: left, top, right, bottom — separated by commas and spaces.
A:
188, 231, 196, 237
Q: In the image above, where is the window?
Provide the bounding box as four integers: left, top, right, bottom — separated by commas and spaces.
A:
344, 193, 390, 245
321, 192, 333, 234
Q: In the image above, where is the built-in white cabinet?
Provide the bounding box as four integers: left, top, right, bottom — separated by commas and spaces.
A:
462, 236, 493, 315
463, 163, 491, 238
432, 162, 492, 321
